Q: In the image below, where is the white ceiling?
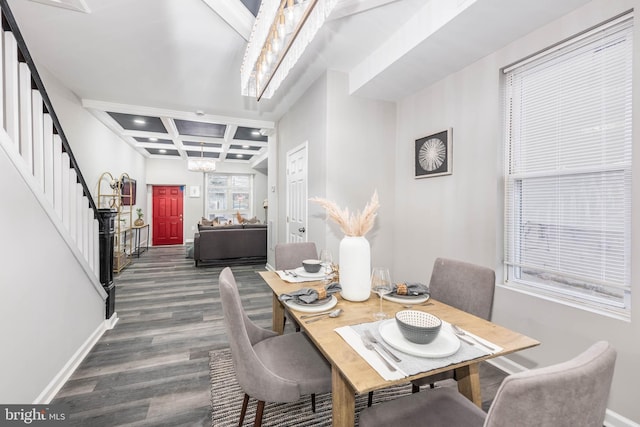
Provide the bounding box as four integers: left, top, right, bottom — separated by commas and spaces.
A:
7, 0, 592, 165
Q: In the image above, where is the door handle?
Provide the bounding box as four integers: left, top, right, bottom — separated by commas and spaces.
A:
298, 227, 306, 233
179, 214, 183, 222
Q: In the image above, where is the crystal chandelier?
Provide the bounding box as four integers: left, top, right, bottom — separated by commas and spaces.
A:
240, 0, 338, 100
188, 143, 217, 172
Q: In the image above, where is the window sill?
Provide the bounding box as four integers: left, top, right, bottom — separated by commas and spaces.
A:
496, 282, 631, 323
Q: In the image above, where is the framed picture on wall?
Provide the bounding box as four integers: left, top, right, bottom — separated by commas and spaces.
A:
120, 176, 137, 205
414, 129, 452, 178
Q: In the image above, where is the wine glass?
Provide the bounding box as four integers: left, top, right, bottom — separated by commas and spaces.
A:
319, 249, 333, 283
371, 268, 392, 320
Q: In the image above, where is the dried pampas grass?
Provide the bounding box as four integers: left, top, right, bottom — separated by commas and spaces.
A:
310, 191, 379, 237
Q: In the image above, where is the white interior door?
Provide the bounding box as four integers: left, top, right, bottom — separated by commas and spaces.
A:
286, 143, 308, 243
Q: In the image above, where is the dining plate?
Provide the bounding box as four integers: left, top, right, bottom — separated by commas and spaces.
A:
293, 266, 327, 279
378, 320, 460, 358
383, 293, 430, 304
284, 295, 337, 313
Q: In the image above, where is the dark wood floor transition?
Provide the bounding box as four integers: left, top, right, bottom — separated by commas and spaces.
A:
52, 246, 507, 426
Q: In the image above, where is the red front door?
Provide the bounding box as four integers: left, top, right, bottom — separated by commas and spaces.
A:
152, 185, 184, 246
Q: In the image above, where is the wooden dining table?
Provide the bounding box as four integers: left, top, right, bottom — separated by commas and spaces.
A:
259, 271, 540, 427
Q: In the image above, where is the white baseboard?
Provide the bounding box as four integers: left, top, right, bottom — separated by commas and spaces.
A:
34, 319, 108, 404
486, 357, 638, 427
604, 410, 640, 427
105, 312, 119, 330
485, 354, 526, 375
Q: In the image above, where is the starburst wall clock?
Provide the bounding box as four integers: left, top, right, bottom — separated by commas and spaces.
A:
415, 129, 452, 178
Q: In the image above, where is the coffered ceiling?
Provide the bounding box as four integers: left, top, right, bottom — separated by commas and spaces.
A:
82, 99, 273, 166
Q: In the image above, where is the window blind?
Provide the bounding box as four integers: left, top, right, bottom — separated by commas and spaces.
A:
503, 15, 632, 308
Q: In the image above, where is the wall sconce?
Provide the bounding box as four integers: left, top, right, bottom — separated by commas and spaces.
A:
240, 0, 338, 100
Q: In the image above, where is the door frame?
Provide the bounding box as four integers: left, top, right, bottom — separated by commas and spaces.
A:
150, 184, 185, 246
285, 141, 309, 243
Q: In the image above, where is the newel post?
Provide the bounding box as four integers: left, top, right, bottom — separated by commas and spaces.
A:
97, 208, 117, 319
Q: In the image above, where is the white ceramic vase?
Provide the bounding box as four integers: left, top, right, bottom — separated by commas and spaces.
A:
339, 236, 371, 302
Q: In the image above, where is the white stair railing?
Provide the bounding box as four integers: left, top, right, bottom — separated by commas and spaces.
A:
0, 7, 102, 289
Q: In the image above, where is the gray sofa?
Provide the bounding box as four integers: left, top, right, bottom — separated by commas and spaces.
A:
193, 223, 267, 266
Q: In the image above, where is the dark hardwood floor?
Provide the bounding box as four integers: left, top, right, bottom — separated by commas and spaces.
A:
52, 246, 275, 426
51, 246, 507, 426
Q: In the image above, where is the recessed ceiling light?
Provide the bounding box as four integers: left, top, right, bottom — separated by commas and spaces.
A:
242, 145, 250, 148
133, 118, 146, 125
149, 137, 158, 142
159, 149, 167, 154
236, 154, 243, 158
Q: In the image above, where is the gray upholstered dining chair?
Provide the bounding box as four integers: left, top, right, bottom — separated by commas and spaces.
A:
411, 257, 495, 392
274, 242, 318, 331
359, 340, 616, 427
367, 257, 496, 407
275, 241, 318, 271
218, 267, 332, 427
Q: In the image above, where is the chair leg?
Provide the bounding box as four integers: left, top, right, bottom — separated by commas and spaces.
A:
239, 394, 250, 427
430, 383, 436, 389
283, 314, 301, 332
311, 393, 317, 412
367, 391, 374, 407
412, 384, 420, 393
254, 400, 265, 427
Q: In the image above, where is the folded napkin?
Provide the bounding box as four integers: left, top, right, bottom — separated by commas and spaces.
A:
391, 282, 430, 296
279, 282, 342, 304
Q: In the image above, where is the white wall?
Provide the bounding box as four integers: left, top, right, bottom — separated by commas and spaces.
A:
277, 73, 329, 249
275, 70, 397, 271
393, 0, 639, 423
0, 64, 148, 403
0, 148, 105, 403
0, 50, 152, 403
38, 68, 147, 214
325, 71, 397, 271
146, 158, 268, 244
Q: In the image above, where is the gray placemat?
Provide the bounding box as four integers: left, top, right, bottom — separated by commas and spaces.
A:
350, 319, 490, 376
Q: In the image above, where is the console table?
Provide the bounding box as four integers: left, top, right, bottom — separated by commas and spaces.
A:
130, 224, 150, 258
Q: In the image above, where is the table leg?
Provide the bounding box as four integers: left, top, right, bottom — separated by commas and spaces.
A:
331, 366, 355, 427
455, 363, 482, 407
272, 294, 285, 335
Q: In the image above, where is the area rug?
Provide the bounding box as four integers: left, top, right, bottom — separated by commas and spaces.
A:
210, 348, 414, 427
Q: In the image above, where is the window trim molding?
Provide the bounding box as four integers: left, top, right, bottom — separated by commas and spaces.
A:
204, 172, 255, 220
501, 12, 633, 315
496, 282, 631, 322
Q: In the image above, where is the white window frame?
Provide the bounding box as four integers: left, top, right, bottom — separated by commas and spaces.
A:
502, 14, 633, 317
205, 173, 254, 222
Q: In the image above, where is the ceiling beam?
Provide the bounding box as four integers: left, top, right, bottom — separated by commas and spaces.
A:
201, 0, 255, 41
348, 0, 477, 97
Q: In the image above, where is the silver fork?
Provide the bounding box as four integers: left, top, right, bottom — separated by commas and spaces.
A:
364, 330, 401, 362
451, 324, 497, 352
361, 336, 396, 371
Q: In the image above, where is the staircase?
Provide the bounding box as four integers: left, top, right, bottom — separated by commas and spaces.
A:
0, 0, 105, 299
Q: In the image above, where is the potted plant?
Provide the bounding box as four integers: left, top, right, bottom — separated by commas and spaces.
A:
134, 208, 145, 226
